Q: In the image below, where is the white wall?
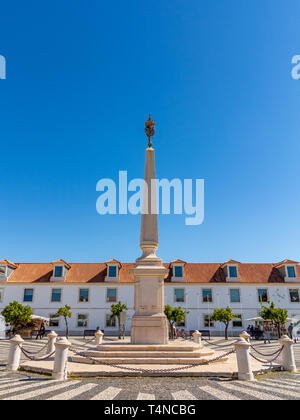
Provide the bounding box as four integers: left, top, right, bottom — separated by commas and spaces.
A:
0, 283, 300, 335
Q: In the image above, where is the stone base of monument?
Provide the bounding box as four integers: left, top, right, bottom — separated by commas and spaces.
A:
69, 343, 228, 365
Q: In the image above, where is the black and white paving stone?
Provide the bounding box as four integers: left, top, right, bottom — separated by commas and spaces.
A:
0, 367, 299, 400
0, 338, 299, 400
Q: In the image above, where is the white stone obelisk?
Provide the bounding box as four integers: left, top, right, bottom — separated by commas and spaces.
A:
130, 115, 169, 344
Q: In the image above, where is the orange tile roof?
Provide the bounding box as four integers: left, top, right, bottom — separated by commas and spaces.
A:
5, 262, 300, 284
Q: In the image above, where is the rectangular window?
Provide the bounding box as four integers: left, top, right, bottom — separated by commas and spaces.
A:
54, 266, 63, 277
232, 315, 243, 328
289, 289, 300, 303
230, 289, 240, 303
108, 266, 117, 277
0, 266, 6, 276
23, 288, 33, 302
174, 266, 183, 277
287, 266, 296, 278
204, 315, 214, 328
202, 289, 212, 303
49, 314, 60, 327
258, 288, 268, 302
229, 266, 238, 278
0, 288, 3, 302
77, 314, 88, 328
79, 289, 89, 303
174, 288, 185, 303
106, 314, 116, 328
51, 288, 62, 303
106, 288, 117, 303
177, 316, 185, 328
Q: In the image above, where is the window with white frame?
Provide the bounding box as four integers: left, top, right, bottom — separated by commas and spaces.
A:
174, 266, 183, 277
289, 289, 300, 303
23, 288, 34, 302
77, 314, 88, 328
0, 266, 6, 277
257, 288, 268, 302
106, 314, 116, 327
0, 288, 3, 302
49, 314, 60, 327
108, 266, 117, 277
54, 266, 63, 277
228, 266, 238, 278
79, 289, 89, 303
106, 288, 117, 302
174, 288, 185, 303
287, 266, 296, 278
51, 288, 62, 303
230, 288, 240, 303
202, 289, 212, 303
232, 314, 243, 328
204, 315, 214, 328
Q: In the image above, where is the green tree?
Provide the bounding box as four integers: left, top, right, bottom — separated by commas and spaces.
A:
164, 305, 188, 339
55, 305, 72, 338
1, 301, 33, 333
110, 301, 128, 339
259, 301, 288, 338
210, 307, 238, 340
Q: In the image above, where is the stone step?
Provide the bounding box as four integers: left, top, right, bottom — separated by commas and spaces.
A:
96, 344, 202, 352
71, 355, 229, 365
84, 350, 214, 359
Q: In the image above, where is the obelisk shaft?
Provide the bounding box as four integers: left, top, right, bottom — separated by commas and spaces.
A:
130, 116, 169, 344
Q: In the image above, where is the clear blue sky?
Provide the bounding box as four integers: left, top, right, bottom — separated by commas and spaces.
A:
0, 1, 299, 263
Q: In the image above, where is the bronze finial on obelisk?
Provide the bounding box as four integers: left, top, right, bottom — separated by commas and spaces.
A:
144, 113, 155, 148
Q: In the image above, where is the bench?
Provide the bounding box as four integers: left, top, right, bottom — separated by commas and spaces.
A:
83, 329, 104, 339
190, 329, 211, 339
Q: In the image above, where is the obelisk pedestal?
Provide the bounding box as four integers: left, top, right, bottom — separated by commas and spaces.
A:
130, 115, 169, 344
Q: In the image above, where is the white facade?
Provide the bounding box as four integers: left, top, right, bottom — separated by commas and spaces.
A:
1, 282, 300, 336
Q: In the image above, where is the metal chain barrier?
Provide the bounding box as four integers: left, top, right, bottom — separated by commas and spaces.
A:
249, 346, 284, 365
19, 345, 55, 362
20, 342, 49, 355
250, 344, 283, 357
71, 337, 96, 349
202, 338, 239, 348
69, 345, 235, 374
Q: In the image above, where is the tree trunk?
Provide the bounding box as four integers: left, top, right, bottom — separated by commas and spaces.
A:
277, 323, 281, 339
64, 317, 69, 339
225, 323, 229, 340
118, 316, 121, 339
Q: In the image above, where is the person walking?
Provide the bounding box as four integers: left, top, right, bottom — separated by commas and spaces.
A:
288, 323, 294, 340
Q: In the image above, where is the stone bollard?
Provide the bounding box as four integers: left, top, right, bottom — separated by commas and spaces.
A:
52, 337, 71, 381
192, 330, 202, 346
95, 330, 104, 346
234, 337, 254, 381
8, 334, 24, 371
278, 335, 297, 373
47, 331, 58, 355
240, 331, 251, 343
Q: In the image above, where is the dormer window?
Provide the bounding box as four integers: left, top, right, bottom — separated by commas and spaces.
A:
105, 259, 121, 282
174, 266, 183, 277
108, 265, 117, 278
229, 266, 238, 278
275, 260, 300, 283
287, 266, 296, 278
221, 260, 241, 282
170, 260, 187, 283
0, 260, 17, 282
54, 266, 63, 278
50, 259, 70, 282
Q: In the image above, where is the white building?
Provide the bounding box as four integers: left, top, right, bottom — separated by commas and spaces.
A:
1, 257, 300, 336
